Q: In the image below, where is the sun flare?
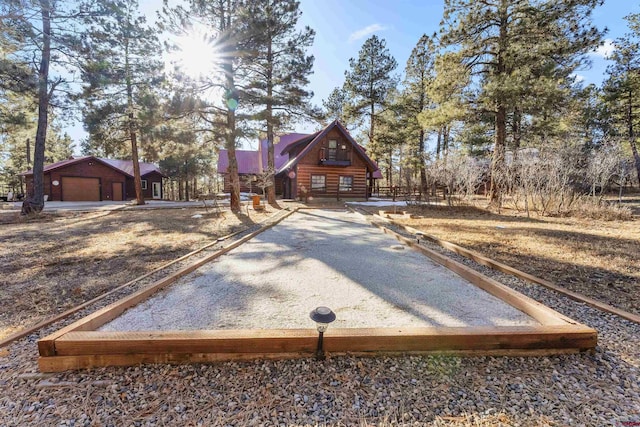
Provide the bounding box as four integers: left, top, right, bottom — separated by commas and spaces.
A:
170, 29, 221, 79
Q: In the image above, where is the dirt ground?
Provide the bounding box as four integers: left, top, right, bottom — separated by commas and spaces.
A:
391, 203, 639, 316
0, 206, 276, 339
1, 198, 638, 340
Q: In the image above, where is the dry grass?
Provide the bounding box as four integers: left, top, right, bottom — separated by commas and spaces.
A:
396, 203, 639, 316
0, 206, 277, 339
1, 197, 637, 340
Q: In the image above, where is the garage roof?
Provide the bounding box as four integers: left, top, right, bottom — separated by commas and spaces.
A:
21, 156, 166, 178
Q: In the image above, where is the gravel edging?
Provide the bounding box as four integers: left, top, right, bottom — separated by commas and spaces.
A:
0, 209, 639, 426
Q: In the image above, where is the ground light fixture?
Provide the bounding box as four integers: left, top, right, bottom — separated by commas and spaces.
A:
310, 306, 336, 360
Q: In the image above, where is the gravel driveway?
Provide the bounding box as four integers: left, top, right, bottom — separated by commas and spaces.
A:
102, 209, 537, 331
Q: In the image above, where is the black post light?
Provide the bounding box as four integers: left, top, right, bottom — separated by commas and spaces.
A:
415, 231, 425, 244
310, 306, 336, 361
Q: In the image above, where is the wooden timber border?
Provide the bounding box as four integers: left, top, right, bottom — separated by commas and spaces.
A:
366, 209, 640, 325
38, 207, 597, 372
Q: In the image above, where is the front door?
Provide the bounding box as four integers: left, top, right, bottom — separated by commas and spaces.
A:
152, 182, 161, 199
112, 182, 123, 201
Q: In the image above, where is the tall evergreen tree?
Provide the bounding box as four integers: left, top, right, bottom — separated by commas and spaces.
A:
602, 12, 640, 186
418, 52, 470, 159
79, 0, 164, 205
400, 34, 436, 194
242, 0, 315, 205
161, 0, 249, 211
440, 0, 603, 205
0, 6, 35, 134
343, 35, 398, 168
0, 0, 97, 213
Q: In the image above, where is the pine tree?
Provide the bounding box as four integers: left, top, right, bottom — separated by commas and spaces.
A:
161, 0, 249, 212
242, 0, 315, 205
343, 35, 397, 182
440, 0, 604, 205
400, 34, 436, 194
78, 0, 164, 205
418, 52, 470, 159
602, 12, 640, 186
0, 6, 35, 133
1, 0, 98, 213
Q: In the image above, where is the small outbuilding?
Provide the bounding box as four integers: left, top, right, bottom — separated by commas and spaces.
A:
20, 156, 166, 202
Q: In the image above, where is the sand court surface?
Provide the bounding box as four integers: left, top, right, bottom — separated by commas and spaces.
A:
100, 209, 538, 332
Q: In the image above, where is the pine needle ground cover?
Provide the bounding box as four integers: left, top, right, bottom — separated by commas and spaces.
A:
400, 201, 640, 316
0, 207, 274, 339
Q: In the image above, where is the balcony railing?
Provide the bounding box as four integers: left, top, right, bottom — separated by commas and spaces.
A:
319, 148, 351, 166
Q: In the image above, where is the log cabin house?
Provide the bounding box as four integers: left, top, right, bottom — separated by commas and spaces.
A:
21, 156, 166, 201
217, 120, 381, 200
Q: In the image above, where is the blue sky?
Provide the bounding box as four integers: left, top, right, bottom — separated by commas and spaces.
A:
71, 0, 640, 147
298, 0, 640, 111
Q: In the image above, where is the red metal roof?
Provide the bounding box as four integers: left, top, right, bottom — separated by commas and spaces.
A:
262, 133, 316, 171
99, 158, 164, 177
217, 150, 261, 174
21, 156, 165, 177
217, 133, 313, 174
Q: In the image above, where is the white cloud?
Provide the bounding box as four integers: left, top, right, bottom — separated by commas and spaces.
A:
592, 39, 615, 58
348, 24, 388, 43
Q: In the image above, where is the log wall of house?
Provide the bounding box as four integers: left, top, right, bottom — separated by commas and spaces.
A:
294, 128, 370, 199
296, 165, 368, 199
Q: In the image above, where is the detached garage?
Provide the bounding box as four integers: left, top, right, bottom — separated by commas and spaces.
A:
21, 156, 166, 202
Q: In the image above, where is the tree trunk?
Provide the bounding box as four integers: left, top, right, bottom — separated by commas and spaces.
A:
490, 1, 508, 208
443, 125, 449, 161
388, 147, 393, 188
26, 138, 31, 167
127, 112, 144, 205
184, 163, 190, 201
219, 3, 240, 212
225, 84, 240, 211
630, 140, 640, 187
125, 28, 144, 205
627, 90, 640, 186
490, 104, 507, 206
418, 129, 429, 196
265, 12, 277, 205
512, 108, 522, 150
22, 0, 50, 215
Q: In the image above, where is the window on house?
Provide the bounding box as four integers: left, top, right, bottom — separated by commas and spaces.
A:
141, 179, 147, 190
311, 175, 326, 192
327, 139, 337, 161
339, 176, 353, 192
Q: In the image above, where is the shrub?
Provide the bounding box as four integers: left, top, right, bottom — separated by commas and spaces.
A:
569, 199, 634, 221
